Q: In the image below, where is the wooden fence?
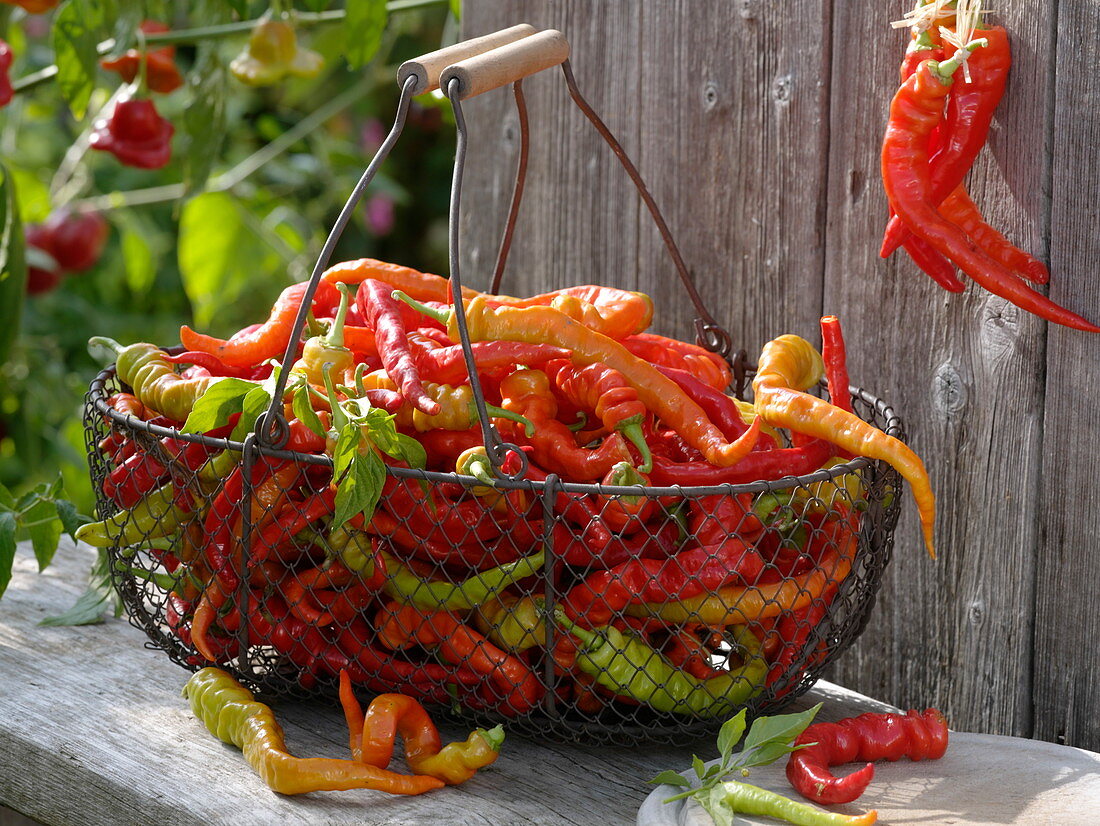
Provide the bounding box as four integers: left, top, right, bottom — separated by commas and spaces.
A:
458, 1, 1100, 751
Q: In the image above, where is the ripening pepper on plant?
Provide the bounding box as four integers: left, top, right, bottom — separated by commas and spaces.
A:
0, 39, 12, 108
230, 17, 324, 87
100, 22, 185, 95
39, 209, 109, 272
89, 98, 174, 169
1, 0, 59, 13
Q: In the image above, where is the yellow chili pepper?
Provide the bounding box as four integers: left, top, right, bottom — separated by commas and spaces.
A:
752, 334, 936, 558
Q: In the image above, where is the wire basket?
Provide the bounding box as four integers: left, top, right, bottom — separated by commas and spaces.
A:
81, 27, 904, 745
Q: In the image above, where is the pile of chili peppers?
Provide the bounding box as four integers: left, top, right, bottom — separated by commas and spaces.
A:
881, 0, 1098, 332
83, 256, 934, 722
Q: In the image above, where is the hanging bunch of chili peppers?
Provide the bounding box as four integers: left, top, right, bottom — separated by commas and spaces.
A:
84, 256, 926, 721
881, 0, 1099, 332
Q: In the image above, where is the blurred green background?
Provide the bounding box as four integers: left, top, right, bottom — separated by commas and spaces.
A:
0, 0, 456, 515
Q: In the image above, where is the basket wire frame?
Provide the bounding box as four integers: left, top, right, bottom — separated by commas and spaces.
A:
82, 47, 905, 745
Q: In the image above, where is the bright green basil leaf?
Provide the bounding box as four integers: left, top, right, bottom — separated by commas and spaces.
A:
24, 498, 62, 571
52, 0, 112, 119
648, 770, 690, 788
741, 703, 822, 756
345, 0, 388, 69
0, 163, 26, 369
292, 383, 327, 440
40, 549, 119, 626
717, 709, 747, 764
0, 482, 15, 511
332, 422, 362, 481
333, 443, 385, 529
738, 740, 804, 769
231, 385, 273, 441
0, 511, 16, 599
182, 377, 256, 433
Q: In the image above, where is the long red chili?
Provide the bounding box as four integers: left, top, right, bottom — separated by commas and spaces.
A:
648, 439, 836, 486
416, 341, 571, 385
900, 235, 965, 292
163, 351, 268, 380
786, 709, 949, 804
819, 316, 852, 414
882, 58, 1100, 332
656, 366, 750, 441
881, 26, 1011, 258
357, 279, 440, 415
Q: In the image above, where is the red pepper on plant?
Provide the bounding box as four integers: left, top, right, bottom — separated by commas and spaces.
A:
89, 98, 175, 169
0, 39, 13, 108
39, 209, 110, 272
100, 22, 184, 94
1, 0, 59, 12
23, 224, 63, 295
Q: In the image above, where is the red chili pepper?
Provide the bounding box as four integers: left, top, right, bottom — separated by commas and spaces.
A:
819, 316, 852, 414
882, 58, 1098, 331
416, 341, 571, 385
499, 369, 632, 482
163, 351, 269, 380
519, 460, 615, 552
376, 603, 545, 716
250, 487, 336, 565
900, 235, 964, 292
89, 98, 174, 169
411, 428, 483, 470
555, 516, 680, 569
562, 536, 766, 627
595, 462, 656, 534
786, 709, 949, 804
882, 27, 1010, 259
937, 185, 1050, 284
100, 22, 184, 94
180, 280, 339, 368
546, 360, 653, 472
656, 366, 750, 442
356, 279, 440, 415
37, 209, 109, 272
623, 332, 732, 390
765, 586, 835, 693
648, 439, 836, 486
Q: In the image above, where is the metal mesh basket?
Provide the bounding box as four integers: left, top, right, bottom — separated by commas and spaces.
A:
81, 28, 904, 745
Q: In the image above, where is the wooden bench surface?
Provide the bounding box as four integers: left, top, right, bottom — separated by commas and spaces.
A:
0, 541, 897, 826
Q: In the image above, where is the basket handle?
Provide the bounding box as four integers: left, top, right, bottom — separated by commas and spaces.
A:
398, 24, 538, 95
440, 30, 570, 100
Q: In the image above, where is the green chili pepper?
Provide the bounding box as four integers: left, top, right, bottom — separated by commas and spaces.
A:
381, 549, 545, 612
556, 611, 766, 718
90, 336, 223, 423
75, 484, 191, 548
699, 780, 877, 826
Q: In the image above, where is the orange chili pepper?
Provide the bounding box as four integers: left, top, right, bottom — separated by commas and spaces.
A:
751, 333, 936, 557
322, 257, 478, 303
489, 284, 653, 338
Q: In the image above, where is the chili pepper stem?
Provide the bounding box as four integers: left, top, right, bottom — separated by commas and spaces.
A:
321, 370, 350, 431
394, 290, 448, 325
618, 416, 653, 473
327, 283, 353, 349
931, 39, 987, 80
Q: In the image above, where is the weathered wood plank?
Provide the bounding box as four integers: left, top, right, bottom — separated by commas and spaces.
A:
459, 2, 642, 302
1032, 0, 1100, 750
634, 0, 833, 349
822, 1, 1051, 742
0, 543, 896, 826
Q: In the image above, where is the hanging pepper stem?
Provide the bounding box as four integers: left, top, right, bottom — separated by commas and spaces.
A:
321, 370, 350, 432
932, 38, 987, 81
326, 283, 353, 350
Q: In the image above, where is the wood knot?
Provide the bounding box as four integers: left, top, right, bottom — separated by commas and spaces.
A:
702, 81, 720, 111
772, 74, 792, 104
931, 361, 968, 418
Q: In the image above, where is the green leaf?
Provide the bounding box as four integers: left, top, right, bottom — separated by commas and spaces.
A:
738, 740, 806, 769
0, 482, 15, 510
40, 549, 118, 626
345, 0, 388, 69
181, 377, 256, 433
292, 384, 327, 440
55, 500, 87, 542
699, 784, 735, 826
741, 703, 822, 757
183, 49, 228, 195
0, 511, 16, 600
52, 0, 111, 119
648, 770, 690, 788
717, 709, 747, 764
0, 163, 26, 369
300, 0, 330, 10
178, 192, 262, 330
8, 166, 51, 224
692, 754, 707, 782
332, 422, 363, 481
121, 224, 155, 295
24, 498, 62, 571
449, 0, 461, 20
231, 385, 273, 441
332, 427, 385, 528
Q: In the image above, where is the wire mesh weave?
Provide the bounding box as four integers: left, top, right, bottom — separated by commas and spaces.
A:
83, 365, 902, 746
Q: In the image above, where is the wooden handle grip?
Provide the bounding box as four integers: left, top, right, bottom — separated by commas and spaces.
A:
439, 30, 570, 100
398, 24, 538, 95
